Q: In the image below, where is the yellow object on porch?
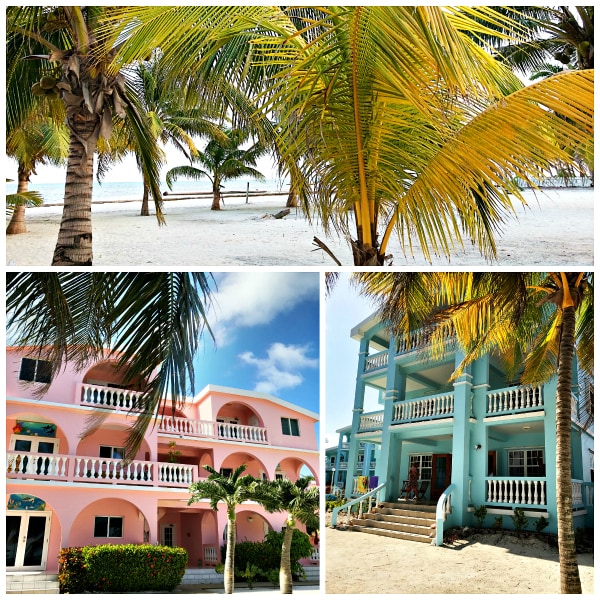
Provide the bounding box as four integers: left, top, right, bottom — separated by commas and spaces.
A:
357, 476, 368, 493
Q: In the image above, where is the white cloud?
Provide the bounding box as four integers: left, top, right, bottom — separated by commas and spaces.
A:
213, 272, 319, 328
239, 342, 318, 395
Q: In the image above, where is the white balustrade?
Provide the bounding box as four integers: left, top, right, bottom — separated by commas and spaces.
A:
486, 478, 546, 506
310, 546, 320, 562
364, 351, 388, 372
393, 393, 454, 422
358, 411, 384, 431
571, 481, 583, 506
202, 545, 218, 565
486, 385, 543, 414
159, 416, 215, 438
216, 423, 268, 444
158, 462, 196, 486
74, 456, 154, 484
7, 451, 69, 478
80, 383, 144, 411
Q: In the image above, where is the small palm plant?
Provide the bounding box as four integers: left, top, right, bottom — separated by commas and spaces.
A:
166, 128, 268, 210
257, 476, 320, 594
188, 464, 267, 594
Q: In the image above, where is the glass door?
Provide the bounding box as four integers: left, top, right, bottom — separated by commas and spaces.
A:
431, 454, 452, 500
6, 512, 51, 570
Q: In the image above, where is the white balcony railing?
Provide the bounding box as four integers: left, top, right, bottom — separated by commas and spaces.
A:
159, 417, 269, 444
80, 383, 146, 411
486, 385, 543, 415
364, 351, 388, 372
358, 411, 384, 432
486, 477, 547, 506
394, 393, 454, 422
7, 450, 197, 489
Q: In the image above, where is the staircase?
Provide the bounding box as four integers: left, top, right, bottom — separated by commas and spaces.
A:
6, 572, 59, 594
350, 501, 437, 543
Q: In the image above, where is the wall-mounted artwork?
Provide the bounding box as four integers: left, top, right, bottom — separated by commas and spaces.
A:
12, 421, 57, 437
7, 494, 47, 511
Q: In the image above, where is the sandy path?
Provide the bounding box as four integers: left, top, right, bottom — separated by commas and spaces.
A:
325, 528, 594, 594
5, 188, 593, 267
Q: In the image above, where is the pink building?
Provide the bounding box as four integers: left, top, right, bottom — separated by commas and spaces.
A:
6, 347, 319, 574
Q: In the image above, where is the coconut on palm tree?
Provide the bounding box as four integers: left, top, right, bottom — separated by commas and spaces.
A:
353, 271, 593, 593
6, 272, 214, 456
166, 128, 268, 211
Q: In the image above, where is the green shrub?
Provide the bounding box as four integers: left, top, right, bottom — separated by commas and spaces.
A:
511, 507, 529, 535
492, 516, 503, 530
58, 544, 187, 593
473, 505, 488, 528
58, 547, 87, 594
534, 515, 549, 533
230, 529, 313, 582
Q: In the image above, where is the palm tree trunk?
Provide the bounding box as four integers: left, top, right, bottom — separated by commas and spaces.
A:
350, 239, 384, 266
140, 180, 150, 216
6, 166, 31, 234
555, 305, 582, 593
211, 184, 221, 211
279, 521, 294, 594
224, 514, 236, 594
52, 119, 95, 266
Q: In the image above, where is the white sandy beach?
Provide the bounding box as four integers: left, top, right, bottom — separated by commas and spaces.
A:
5, 188, 593, 267
325, 527, 594, 594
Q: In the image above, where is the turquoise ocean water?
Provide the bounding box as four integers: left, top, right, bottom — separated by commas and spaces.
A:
5, 178, 290, 205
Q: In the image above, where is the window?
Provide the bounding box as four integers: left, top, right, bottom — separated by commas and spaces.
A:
94, 516, 123, 538
508, 448, 545, 477
220, 468, 233, 477
409, 454, 433, 481
99, 446, 125, 459
281, 418, 300, 436
19, 358, 52, 384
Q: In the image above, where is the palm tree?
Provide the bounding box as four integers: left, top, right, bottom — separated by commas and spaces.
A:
188, 465, 265, 594
97, 58, 227, 216
6, 272, 214, 456
113, 6, 594, 265
6, 114, 69, 234
266, 476, 319, 594
353, 272, 593, 593
7, 6, 164, 265
166, 128, 268, 211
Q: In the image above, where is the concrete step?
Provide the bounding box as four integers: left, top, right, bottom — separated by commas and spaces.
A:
7, 573, 59, 594
353, 517, 432, 536
381, 501, 437, 513
361, 511, 435, 528
351, 525, 433, 544
373, 506, 437, 520
180, 565, 319, 586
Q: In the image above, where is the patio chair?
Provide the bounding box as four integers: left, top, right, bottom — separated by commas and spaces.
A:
398, 480, 409, 500
417, 480, 429, 500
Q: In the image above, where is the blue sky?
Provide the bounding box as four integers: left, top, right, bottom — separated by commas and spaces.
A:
325, 273, 380, 448
193, 272, 320, 421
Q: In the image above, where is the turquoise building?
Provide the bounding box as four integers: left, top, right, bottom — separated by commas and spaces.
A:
329, 312, 594, 537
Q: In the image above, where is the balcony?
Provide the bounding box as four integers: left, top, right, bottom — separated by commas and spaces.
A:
486, 385, 543, 417
159, 416, 268, 444
80, 383, 269, 444
6, 450, 198, 489
357, 392, 455, 433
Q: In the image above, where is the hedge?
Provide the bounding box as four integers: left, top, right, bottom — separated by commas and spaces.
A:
224, 529, 313, 581
58, 544, 187, 593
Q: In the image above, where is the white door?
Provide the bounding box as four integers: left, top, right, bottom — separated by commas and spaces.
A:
6, 511, 51, 570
